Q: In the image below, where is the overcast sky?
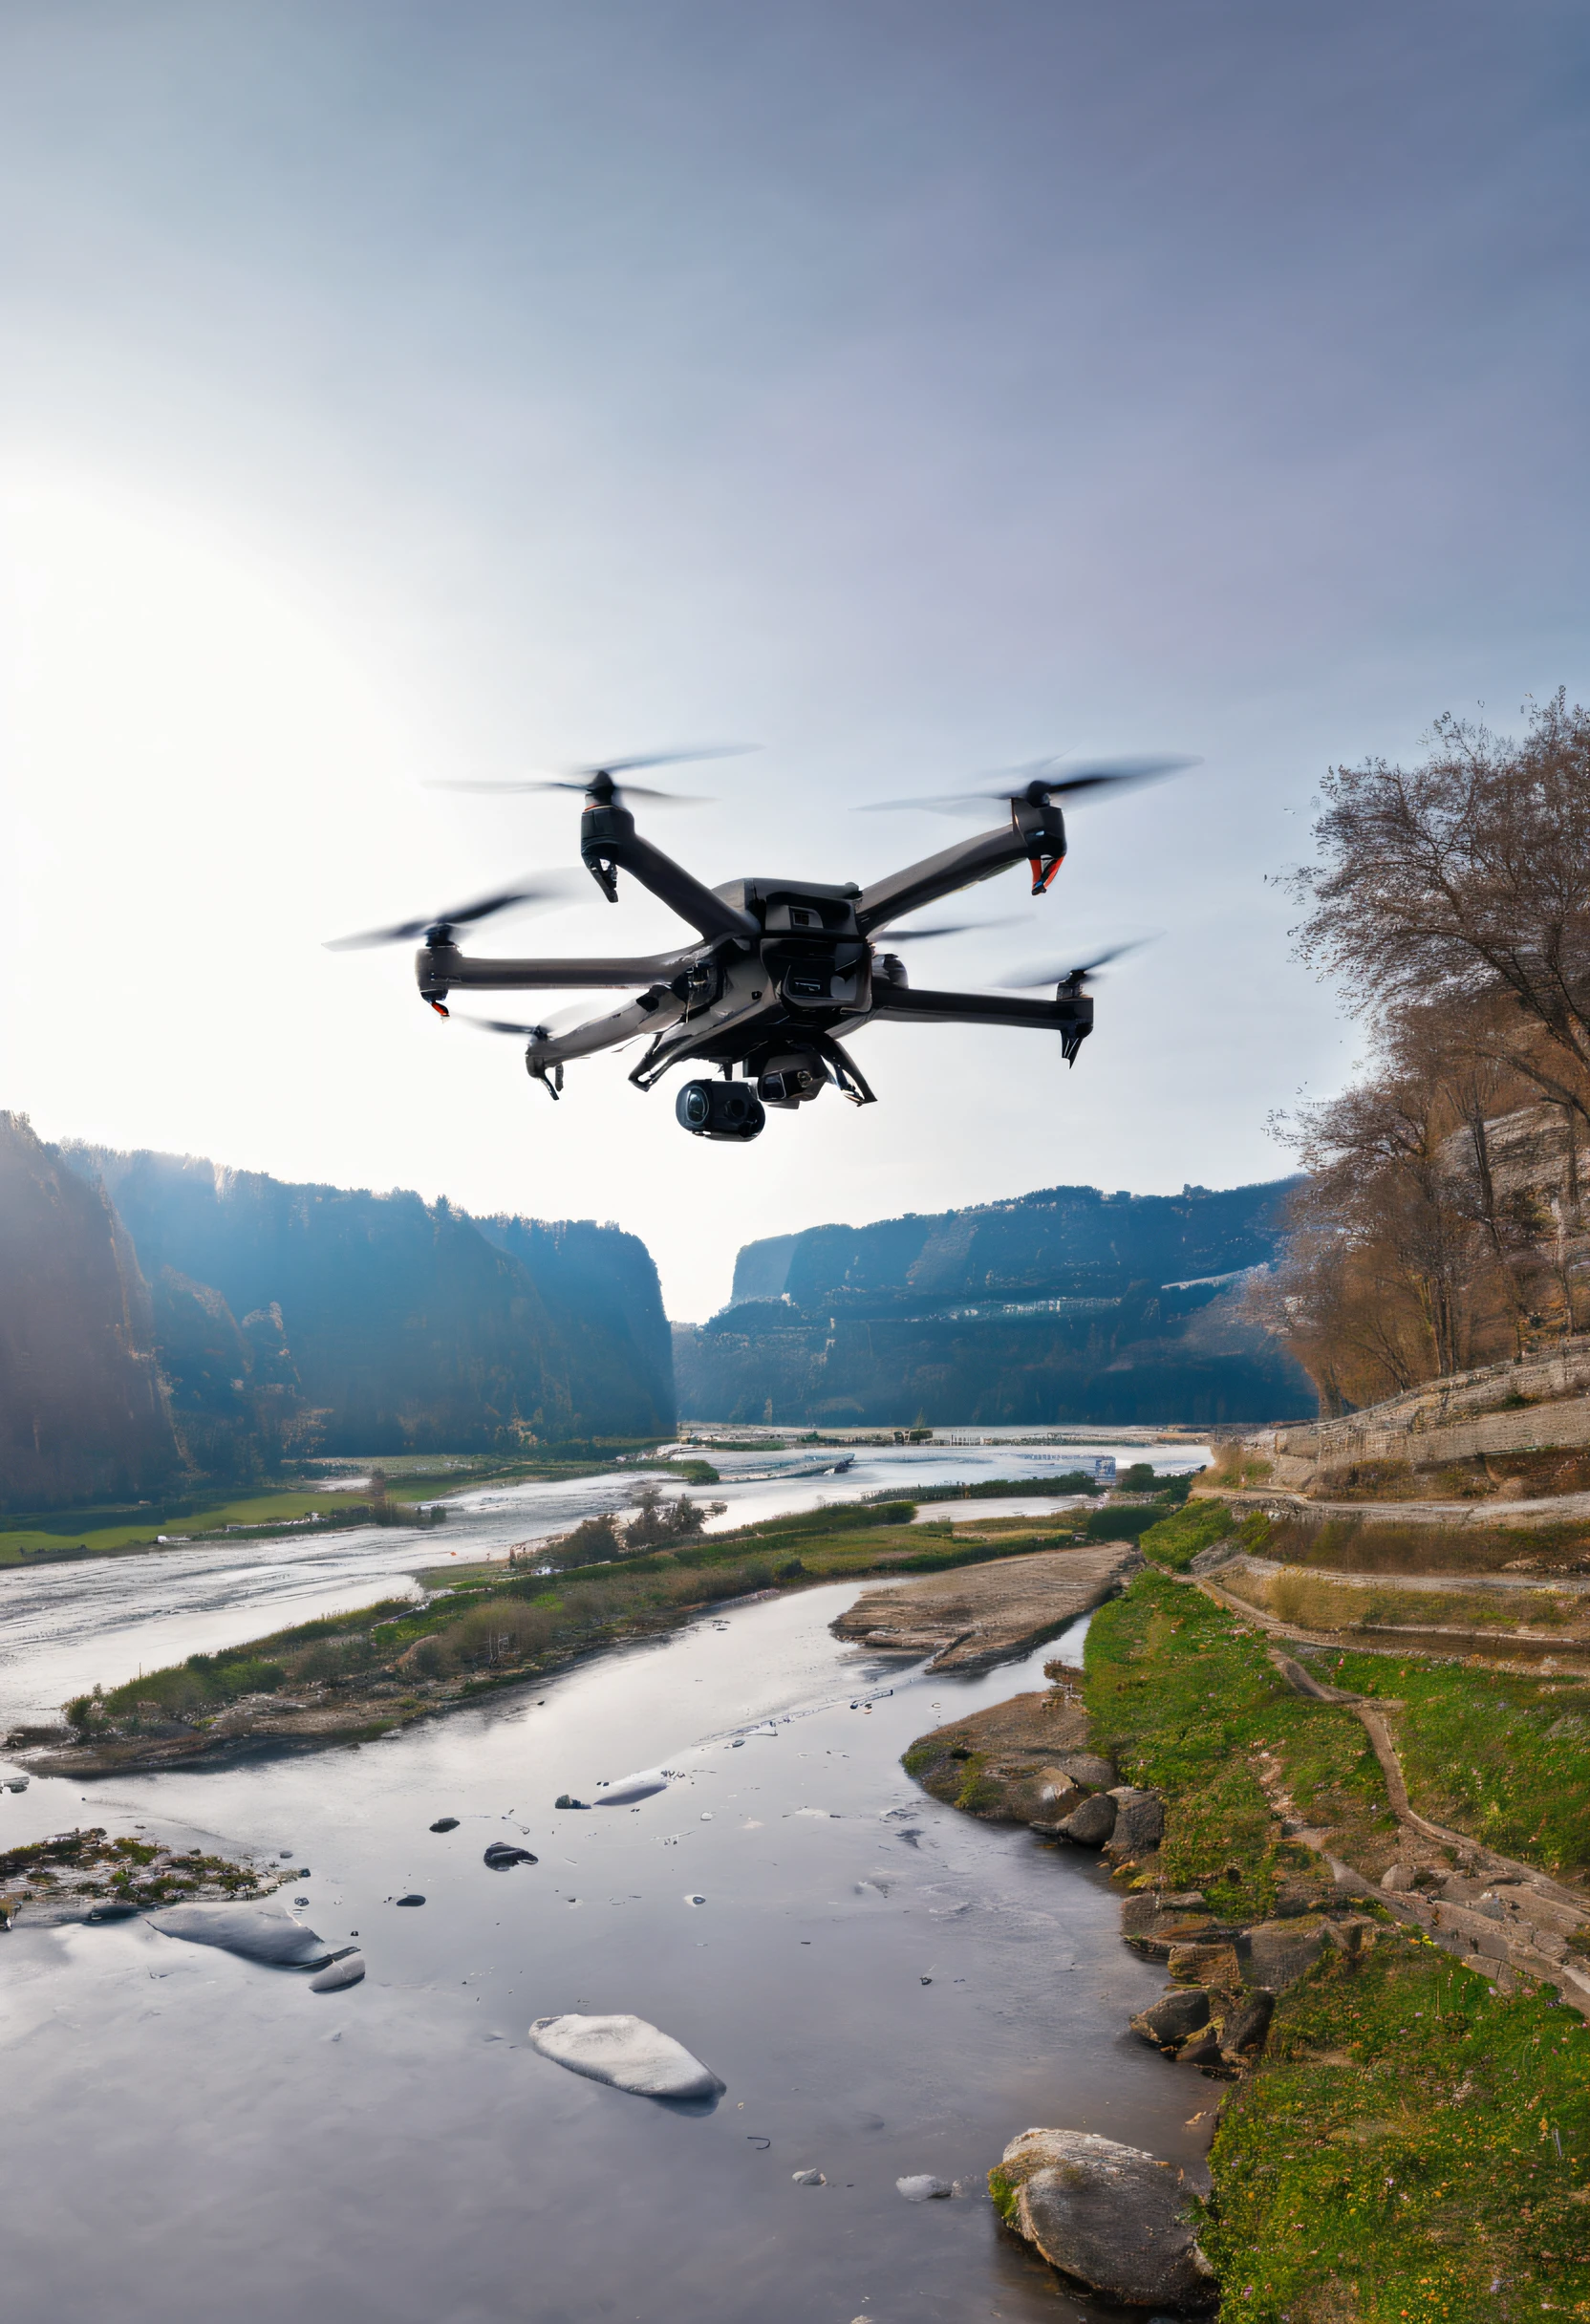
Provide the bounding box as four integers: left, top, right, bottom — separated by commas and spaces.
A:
3, 1, 1587, 1318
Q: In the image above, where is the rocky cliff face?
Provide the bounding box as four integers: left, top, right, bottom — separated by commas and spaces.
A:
0, 1113, 183, 1510
677, 1178, 1313, 1427
66, 1147, 676, 1452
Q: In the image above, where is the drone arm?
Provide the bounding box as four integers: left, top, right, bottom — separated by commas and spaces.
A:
415, 944, 692, 1001
855, 808, 1061, 935
581, 806, 759, 943
865, 980, 1093, 1044
524, 987, 686, 1071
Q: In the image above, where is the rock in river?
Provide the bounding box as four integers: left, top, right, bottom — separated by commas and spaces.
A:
311, 1952, 366, 1991
594, 1769, 669, 1806
483, 1842, 538, 1869
149, 1902, 332, 1968
528, 2012, 722, 2099
994, 2128, 1216, 2310
896, 2175, 953, 2202
1128, 1988, 1211, 2052
429, 1818, 460, 1833
1059, 1793, 1116, 1847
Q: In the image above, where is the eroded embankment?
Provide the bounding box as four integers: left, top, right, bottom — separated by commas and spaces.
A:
903, 1551, 1590, 2318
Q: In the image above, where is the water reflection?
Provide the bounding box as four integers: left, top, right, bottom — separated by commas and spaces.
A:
1, 1582, 1208, 2324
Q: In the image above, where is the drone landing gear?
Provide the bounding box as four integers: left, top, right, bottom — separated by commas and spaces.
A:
676, 1080, 766, 1141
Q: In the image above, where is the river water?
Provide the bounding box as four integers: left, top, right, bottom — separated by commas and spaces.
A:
0, 1439, 1201, 1732
1, 1441, 1212, 2324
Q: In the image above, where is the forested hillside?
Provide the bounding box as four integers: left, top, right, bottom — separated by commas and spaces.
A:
0, 1127, 676, 1510
0, 1114, 183, 1510
677, 1178, 1313, 1426
69, 1147, 676, 1458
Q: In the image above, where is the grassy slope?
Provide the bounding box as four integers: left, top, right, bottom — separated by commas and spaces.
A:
1084, 1570, 1590, 2319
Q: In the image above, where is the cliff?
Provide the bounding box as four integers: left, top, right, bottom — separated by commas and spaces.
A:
63, 1147, 676, 1455
0, 1112, 183, 1510
676, 1178, 1314, 1427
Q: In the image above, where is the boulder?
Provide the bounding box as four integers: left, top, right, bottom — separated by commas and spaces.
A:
791, 2168, 826, 2186
554, 1795, 591, 1811
528, 2012, 722, 2099
1218, 1989, 1274, 2062
594, 1769, 669, 1805
429, 1817, 460, 1833
994, 2128, 1216, 2310
1057, 1754, 1116, 1790
310, 1952, 366, 1992
149, 1903, 331, 1968
1031, 1781, 1087, 1826
1172, 2025, 1226, 2069
1243, 1918, 1325, 1990
395, 1893, 425, 1907
896, 2175, 953, 2201
1129, 1987, 1211, 2051
1105, 1788, 1165, 1858
1276, 1876, 1337, 1915
1059, 1794, 1117, 1846
483, 1842, 538, 1869
1167, 1941, 1240, 1989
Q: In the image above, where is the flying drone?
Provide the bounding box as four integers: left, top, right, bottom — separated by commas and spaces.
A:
327, 749, 1192, 1142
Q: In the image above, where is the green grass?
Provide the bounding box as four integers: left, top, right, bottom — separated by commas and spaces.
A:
1204, 1931, 1590, 2320
1084, 1570, 1590, 2317
1136, 1497, 1240, 1570
1084, 1573, 1395, 1918
1305, 1648, 1590, 1883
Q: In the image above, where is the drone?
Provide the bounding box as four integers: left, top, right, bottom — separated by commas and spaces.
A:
328, 749, 1191, 1142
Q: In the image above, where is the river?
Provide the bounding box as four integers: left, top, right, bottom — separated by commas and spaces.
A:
1, 1441, 1211, 2324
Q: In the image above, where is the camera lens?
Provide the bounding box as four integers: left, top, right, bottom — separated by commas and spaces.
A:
677, 1083, 712, 1130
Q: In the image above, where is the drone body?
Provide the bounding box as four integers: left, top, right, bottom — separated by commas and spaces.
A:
332, 757, 1184, 1141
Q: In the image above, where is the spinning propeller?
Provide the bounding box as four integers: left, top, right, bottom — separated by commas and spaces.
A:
424, 746, 753, 807
997, 938, 1151, 990
322, 875, 575, 953
858, 754, 1197, 817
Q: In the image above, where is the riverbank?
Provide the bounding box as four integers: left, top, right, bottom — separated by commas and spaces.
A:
903, 1508, 1590, 2315
0, 1445, 716, 1567
11, 1499, 1144, 1777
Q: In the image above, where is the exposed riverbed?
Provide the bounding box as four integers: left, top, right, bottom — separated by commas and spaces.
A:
0, 1440, 1201, 1732
1, 1441, 1209, 2324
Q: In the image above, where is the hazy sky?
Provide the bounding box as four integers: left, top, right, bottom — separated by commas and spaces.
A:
3, 2, 1587, 1317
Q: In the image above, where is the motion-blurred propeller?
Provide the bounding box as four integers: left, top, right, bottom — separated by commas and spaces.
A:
424, 745, 754, 807
456, 1003, 590, 1040
857, 754, 1198, 817
997, 937, 1153, 989
323, 875, 576, 953
872, 915, 1019, 943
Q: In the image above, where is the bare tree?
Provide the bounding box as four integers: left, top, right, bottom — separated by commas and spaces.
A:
1290, 693, 1590, 1128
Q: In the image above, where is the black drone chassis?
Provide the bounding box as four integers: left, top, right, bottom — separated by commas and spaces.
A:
416, 776, 1092, 1139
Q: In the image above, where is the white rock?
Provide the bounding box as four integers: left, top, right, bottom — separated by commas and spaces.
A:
791, 2168, 826, 2185
896, 2175, 953, 2201
594, 1769, 669, 1805
149, 1903, 331, 1967
528, 2012, 721, 2098
310, 1952, 366, 1991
